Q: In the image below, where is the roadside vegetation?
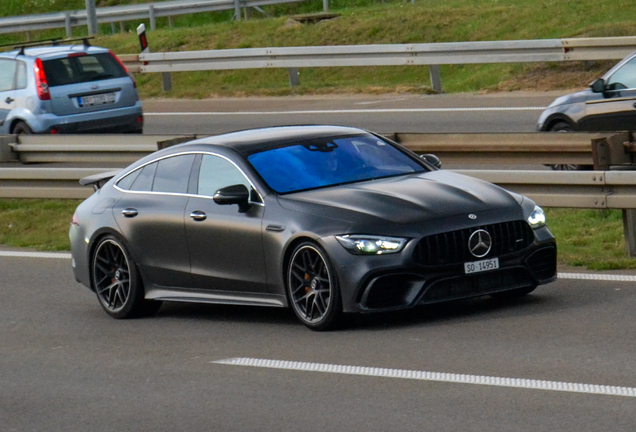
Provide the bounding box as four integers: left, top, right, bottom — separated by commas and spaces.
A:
0, 0, 633, 97
0, 199, 633, 270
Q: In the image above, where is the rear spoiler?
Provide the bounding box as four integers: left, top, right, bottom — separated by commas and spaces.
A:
79, 170, 121, 191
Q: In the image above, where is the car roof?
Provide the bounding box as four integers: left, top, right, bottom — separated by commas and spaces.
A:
185, 125, 372, 155
0, 44, 109, 60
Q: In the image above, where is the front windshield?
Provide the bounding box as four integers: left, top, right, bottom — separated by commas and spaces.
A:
247, 134, 426, 194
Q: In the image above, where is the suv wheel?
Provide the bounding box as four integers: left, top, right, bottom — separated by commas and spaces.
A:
12, 121, 33, 135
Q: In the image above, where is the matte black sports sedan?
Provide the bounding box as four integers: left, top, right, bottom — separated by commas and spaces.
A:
70, 126, 557, 330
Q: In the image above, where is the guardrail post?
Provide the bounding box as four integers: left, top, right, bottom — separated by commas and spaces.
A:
288, 68, 300, 87
0, 136, 18, 162
120, 22, 126, 33
168, 16, 174, 28
64, 12, 72, 38
85, 0, 98, 35
149, 5, 157, 31
429, 65, 442, 93
623, 209, 636, 257
110, 22, 117, 34
323, 0, 329, 12
234, 0, 241, 20
162, 73, 172, 92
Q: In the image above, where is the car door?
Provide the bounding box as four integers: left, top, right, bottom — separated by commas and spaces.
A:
582, 56, 636, 131
185, 153, 268, 293
113, 154, 196, 288
0, 59, 17, 133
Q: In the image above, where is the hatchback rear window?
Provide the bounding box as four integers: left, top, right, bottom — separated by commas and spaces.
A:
42, 53, 128, 87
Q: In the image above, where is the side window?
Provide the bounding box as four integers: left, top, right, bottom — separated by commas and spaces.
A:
152, 154, 195, 193
130, 162, 157, 192
198, 154, 251, 197
607, 57, 636, 91
15, 62, 27, 90
116, 169, 141, 190
0, 59, 17, 92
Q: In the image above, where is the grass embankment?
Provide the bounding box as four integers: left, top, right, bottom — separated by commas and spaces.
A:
0, 199, 633, 270
1, 0, 634, 97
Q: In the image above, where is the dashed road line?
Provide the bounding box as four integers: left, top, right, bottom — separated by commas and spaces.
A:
145, 107, 546, 116
0, 251, 72, 259
213, 357, 636, 398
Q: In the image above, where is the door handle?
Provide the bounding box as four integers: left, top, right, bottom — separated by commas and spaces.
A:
190, 211, 207, 221
121, 208, 138, 218
5, 97, 14, 104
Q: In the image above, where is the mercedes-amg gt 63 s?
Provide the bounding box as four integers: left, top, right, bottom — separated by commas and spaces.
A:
70, 126, 557, 330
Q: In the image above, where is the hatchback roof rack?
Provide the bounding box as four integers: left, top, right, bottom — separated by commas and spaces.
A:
0, 37, 94, 55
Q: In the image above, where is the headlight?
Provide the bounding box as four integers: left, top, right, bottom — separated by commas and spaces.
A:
527, 205, 546, 229
336, 235, 408, 255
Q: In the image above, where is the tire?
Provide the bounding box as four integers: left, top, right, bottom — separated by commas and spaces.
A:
287, 242, 342, 331
548, 121, 589, 171
12, 121, 33, 135
490, 286, 537, 301
92, 235, 161, 319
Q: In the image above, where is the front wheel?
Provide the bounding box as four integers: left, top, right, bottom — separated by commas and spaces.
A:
287, 242, 342, 331
92, 235, 161, 319
548, 122, 588, 171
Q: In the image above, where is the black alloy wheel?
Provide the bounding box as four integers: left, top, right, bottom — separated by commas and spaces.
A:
287, 242, 342, 331
92, 236, 161, 319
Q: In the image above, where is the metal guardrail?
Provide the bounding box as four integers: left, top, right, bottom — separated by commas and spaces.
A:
133, 36, 636, 91
0, 0, 309, 36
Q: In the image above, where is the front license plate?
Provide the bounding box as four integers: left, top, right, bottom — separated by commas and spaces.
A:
464, 258, 499, 274
78, 92, 115, 107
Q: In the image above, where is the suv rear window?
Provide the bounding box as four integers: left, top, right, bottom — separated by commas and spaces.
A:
42, 53, 128, 87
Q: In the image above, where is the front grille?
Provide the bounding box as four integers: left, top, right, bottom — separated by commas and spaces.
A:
526, 246, 557, 281
414, 220, 534, 266
421, 268, 534, 303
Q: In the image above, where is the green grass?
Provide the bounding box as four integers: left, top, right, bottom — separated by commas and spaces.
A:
0, 0, 633, 97
1, 199, 635, 270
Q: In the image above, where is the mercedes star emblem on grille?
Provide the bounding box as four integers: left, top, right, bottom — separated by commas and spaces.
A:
468, 229, 492, 258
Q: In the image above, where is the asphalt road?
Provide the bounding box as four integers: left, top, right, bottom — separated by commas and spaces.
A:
2, 253, 635, 431
142, 92, 562, 135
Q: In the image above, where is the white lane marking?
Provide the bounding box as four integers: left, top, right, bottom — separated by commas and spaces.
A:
145, 107, 546, 116
558, 272, 636, 282
0, 251, 71, 259
212, 357, 636, 398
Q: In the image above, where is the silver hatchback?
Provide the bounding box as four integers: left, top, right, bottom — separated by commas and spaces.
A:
0, 39, 143, 134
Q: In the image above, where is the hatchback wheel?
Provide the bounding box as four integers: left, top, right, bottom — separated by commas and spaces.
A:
12, 121, 33, 135
92, 236, 161, 319
287, 242, 342, 331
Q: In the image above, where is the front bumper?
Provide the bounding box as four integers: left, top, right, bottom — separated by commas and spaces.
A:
324, 226, 557, 314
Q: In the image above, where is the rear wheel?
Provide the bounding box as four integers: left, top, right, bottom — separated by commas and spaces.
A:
92, 236, 161, 319
12, 121, 33, 135
287, 242, 342, 331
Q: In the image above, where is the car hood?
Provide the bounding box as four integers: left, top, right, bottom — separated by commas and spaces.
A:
277, 171, 522, 225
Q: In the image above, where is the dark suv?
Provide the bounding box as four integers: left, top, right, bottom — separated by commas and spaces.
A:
0, 38, 143, 134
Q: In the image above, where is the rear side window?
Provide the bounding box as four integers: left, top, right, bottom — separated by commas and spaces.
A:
42, 53, 128, 87
152, 155, 195, 194
0, 59, 17, 92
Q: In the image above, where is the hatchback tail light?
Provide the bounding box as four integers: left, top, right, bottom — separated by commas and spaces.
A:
34, 58, 50, 101
109, 50, 137, 88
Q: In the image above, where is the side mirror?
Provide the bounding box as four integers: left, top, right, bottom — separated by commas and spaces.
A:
420, 153, 442, 169
590, 78, 605, 93
213, 184, 251, 213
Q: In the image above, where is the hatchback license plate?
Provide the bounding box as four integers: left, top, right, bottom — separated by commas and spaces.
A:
464, 258, 499, 274
78, 93, 115, 107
